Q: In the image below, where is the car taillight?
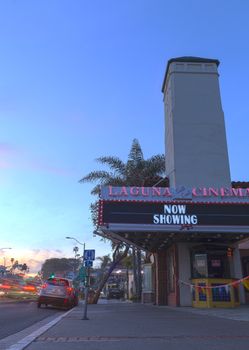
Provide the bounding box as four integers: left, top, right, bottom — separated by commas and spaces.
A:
67, 287, 72, 295
1, 284, 11, 290
41, 283, 48, 289
23, 285, 36, 292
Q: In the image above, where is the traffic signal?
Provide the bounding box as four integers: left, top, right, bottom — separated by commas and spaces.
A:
49, 272, 55, 278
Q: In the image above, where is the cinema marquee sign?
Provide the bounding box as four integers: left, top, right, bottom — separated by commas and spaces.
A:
101, 186, 249, 202
99, 201, 249, 227
153, 204, 198, 225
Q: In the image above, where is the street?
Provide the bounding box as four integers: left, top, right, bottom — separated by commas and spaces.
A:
0, 300, 65, 340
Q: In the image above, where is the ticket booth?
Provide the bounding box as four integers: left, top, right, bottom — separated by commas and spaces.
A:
191, 245, 240, 308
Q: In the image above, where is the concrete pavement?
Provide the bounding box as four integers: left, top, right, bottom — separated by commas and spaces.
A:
6, 300, 248, 350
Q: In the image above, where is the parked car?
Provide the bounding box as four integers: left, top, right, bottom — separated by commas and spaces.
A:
106, 287, 124, 299
37, 277, 78, 309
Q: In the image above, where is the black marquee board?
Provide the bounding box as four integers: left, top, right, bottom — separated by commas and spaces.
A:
101, 201, 249, 226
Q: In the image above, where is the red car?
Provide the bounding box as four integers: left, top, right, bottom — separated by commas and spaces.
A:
37, 277, 78, 309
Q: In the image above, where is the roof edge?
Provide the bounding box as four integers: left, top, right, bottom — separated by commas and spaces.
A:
161, 56, 220, 93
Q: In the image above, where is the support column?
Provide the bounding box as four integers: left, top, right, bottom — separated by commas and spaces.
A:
155, 250, 167, 305
233, 244, 246, 304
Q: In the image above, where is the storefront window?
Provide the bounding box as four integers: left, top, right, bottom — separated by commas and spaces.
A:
143, 264, 152, 292
208, 255, 226, 278
193, 254, 208, 278
191, 246, 231, 279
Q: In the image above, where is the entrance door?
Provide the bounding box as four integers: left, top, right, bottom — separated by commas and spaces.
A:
166, 245, 179, 306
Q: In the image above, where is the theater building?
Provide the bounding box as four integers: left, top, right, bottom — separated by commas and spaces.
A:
97, 57, 249, 307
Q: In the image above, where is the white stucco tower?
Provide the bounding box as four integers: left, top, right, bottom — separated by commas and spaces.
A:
162, 57, 231, 188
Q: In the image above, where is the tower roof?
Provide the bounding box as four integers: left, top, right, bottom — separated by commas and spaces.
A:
162, 56, 220, 92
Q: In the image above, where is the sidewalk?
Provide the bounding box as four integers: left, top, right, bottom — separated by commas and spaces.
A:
168, 304, 249, 322
11, 301, 249, 350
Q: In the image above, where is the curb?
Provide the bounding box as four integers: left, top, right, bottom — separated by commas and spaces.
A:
5, 307, 74, 350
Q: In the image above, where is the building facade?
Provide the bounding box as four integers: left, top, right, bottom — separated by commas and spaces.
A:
97, 57, 249, 307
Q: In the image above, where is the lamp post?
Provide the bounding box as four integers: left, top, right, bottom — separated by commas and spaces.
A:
0, 247, 12, 267
66, 237, 85, 267
66, 236, 85, 272
65, 237, 89, 320
66, 237, 85, 255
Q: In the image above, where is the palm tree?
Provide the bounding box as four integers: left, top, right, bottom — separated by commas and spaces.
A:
80, 138, 165, 194
96, 254, 112, 294
122, 253, 133, 299
97, 255, 112, 271
73, 246, 79, 275
79, 138, 165, 302
90, 243, 129, 303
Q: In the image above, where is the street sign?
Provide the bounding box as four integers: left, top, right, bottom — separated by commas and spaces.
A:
75, 267, 87, 281
84, 260, 93, 267
79, 266, 86, 278
84, 249, 95, 261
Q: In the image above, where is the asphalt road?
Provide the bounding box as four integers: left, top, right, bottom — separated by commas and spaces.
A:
0, 300, 65, 339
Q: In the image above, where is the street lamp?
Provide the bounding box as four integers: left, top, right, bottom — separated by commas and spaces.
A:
65, 236, 89, 320
65, 237, 85, 260
66, 237, 85, 276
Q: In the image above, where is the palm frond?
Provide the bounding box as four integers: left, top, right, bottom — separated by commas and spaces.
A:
96, 156, 126, 175
79, 171, 113, 183
91, 177, 126, 195
147, 154, 165, 166
105, 176, 126, 186
144, 154, 165, 177
91, 185, 101, 195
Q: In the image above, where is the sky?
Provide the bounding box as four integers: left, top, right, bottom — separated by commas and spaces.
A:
0, 0, 249, 273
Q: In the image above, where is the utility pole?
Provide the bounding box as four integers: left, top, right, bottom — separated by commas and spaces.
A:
82, 266, 90, 320
82, 249, 95, 321
66, 237, 87, 318
65, 237, 95, 321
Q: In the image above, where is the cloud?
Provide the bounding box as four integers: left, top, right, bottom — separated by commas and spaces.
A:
1, 248, 65, 273
0, 141, 72, 176
24, 249, 64, 273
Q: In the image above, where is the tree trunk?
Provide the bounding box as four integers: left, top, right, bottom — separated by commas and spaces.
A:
132, 248, 138, 300
137, 249, 142, 301
126, 267, 129, 299
91, 245, 129, 304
